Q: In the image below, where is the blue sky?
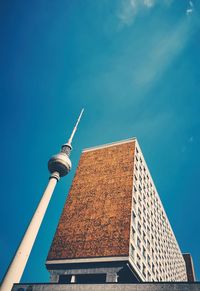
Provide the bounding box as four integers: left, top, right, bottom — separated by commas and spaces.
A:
0, 0, 200, 283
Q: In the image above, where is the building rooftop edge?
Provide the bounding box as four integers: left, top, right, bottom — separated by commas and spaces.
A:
46, 256, 129, 265
82, 137, 136, 152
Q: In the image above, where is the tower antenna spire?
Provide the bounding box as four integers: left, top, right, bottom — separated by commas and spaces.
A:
67, 108, 84, 146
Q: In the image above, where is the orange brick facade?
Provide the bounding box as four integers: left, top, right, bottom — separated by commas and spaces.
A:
47, 141, 135, 260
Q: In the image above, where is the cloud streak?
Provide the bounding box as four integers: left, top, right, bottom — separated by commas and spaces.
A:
131, 18, 195, 91
181, 136, 195, 153
117, 0, 138, 26
117, 0, 173, 26
186, 0, 194, 15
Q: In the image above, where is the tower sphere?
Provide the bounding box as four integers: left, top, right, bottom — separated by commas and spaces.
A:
48, 152, 72, 177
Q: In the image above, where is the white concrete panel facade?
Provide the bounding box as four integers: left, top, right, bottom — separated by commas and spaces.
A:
129, 139, 187, 282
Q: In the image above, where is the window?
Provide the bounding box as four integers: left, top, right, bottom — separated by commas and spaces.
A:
138, 208, 141, 219
137, 237, 141, 250
147, 226, 150, 236
130, 244, 135, 259
147, 239, 150, 250
152, 263, 155, 274
142, 246, 146, 259
137, 254, 141, 270
143, 231, 146, 243
132, 226, 136, 241
147, 254, 151, 267
133, 197, 137, 211
155, 241, 157, 248
132, 211, 136, 225
159, 263, 162, 273
142, 264, 146, 277
143, 206, 146, 216
143, 217, 146, 229
147, 272, 151, 281
147, 215, 150, 226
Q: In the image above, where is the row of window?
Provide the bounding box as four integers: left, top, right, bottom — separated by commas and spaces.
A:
130, 242, 186, 282
133, 180, 181, 257
130, 146, 187, 281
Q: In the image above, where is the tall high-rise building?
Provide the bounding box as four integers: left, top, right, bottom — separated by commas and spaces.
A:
46, 138, 189, 283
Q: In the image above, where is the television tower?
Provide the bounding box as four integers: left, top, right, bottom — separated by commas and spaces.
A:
0, 109, 84, 291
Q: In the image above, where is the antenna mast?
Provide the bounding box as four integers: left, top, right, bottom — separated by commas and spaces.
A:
68, 108, 84, 146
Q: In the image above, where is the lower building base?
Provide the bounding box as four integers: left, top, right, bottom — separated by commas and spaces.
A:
46, 260, 140, 284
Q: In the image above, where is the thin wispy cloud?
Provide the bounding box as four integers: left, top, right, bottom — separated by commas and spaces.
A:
117, 0, 172, 26
69, 2, 199, 112
131, 17, 197, 92
186, 0, 194, 15
114, 0, 200, 95
181, 136, 195, 153
144, 0, 155, 8
117, 0, 138, 26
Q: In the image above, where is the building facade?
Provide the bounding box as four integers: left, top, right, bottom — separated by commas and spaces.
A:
46, 138, 188, 283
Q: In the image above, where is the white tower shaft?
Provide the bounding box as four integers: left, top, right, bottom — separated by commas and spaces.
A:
0, 173, 59, 291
